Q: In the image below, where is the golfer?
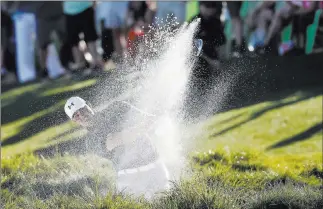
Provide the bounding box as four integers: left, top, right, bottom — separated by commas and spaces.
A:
64, 96, 170, 198
63, 39, 203, 197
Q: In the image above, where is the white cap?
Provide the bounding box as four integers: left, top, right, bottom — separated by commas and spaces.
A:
64, 96, 87, 119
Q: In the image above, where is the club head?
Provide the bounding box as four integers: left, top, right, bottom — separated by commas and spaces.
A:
193, 39, 203, 57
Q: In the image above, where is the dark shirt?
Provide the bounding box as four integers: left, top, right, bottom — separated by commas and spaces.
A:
87, 101, 158, 171
1, 10, 13, 34
128, 1, 148, 22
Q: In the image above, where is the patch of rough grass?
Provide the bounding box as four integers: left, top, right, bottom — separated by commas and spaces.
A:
98, 193, 149, 209
2, 189, 92, 209
245, 182, 323, 209
152, 174, 322, 209
190, 149, 322, 190
1, 154, 148, 209
2, 189, 148, 209
2, 153, 322, 209
1, 154, 116, 207
152, 177, 242, 209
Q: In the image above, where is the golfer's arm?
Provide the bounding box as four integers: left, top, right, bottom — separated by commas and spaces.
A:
120, 101, 156, 118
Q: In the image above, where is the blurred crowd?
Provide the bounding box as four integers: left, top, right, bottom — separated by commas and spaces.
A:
1, 1, 323, 85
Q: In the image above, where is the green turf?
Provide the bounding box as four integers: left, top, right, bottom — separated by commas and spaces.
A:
1, 77, 97, 156
1, 76, 322, 208
191, 88, 322, 187
200, 92, 322, 155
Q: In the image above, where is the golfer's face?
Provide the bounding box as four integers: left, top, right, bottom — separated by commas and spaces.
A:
72, 107, 94, 127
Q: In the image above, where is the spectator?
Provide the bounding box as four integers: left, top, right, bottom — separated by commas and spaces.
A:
10, 2, 68, 79
226, 1, 245, 57
1, 9, 10, 76
246, 1, 276, 51
63, 1, 103, 70
97, 1, 129, 62
127, 1, 149, 29
155, 1, 186, 30
36, 2, 68, 79
126, 1, 156, 57
96, 2, 113, 63
263, 1, 318, 51
144, 0, 157, 27
1, 8, 16, 84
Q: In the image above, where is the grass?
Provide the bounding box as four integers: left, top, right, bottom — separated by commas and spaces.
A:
40, 79, 97, 97
200, 90, 322, 154
1, 77, 98, 156
2, 153, 322, 209
1, 75, 322, 208
186, 88, 322, 195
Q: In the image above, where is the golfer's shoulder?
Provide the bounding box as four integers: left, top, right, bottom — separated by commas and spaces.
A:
112, 100, 132, 110
91, 101, 130, 132
95, 103, 124, 120
103, 101, 131, 114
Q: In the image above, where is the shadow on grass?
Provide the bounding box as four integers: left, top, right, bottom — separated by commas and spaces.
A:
218, 112, 245, 125
308, 168, 323, 179
210, 89, 321, 138
1, 84, 96, 147
1, 77, 97, 126
266, 122, 323, 150
48, 126, 84, 142
231, 163, 266, 172
1, 70, 126, 148
1, 70, 129, 127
